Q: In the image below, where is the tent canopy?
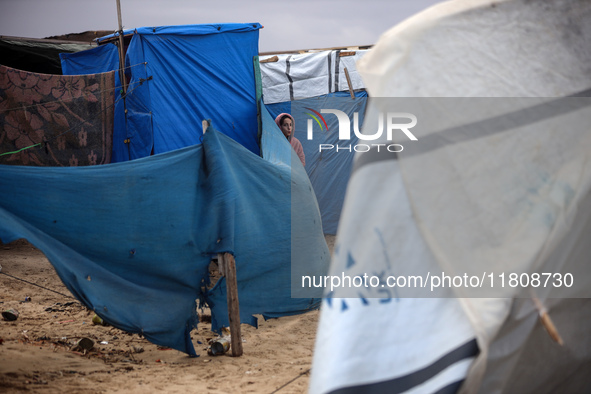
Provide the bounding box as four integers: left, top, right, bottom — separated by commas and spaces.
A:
61, 23, 263, 162
1, 22, 329, 357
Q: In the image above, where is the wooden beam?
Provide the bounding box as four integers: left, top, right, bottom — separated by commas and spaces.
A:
258, 44, 373, 57
218, 253, 243, 356
260, 55, 279, 63
339, 51, 356, 57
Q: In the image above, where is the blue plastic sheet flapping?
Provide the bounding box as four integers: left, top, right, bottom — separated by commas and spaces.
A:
61, 23, 262, 161
266, 92, 368, 234
0, 107, 328, 356
60, 43, 128, 163
60, 43, 121, 78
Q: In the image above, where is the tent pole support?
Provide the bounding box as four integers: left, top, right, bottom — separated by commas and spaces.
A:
116, 0, 128, 94
218, 253, 244, 356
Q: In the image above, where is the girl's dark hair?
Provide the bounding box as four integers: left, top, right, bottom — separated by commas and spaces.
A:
279, 114, 292, 125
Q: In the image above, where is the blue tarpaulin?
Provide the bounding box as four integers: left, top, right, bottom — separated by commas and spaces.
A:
60, 23, 262, 161
0, 106, 329, 356
266, 92, 368, 234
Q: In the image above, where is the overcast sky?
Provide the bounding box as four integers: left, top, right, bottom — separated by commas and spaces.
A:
1, 0, 445, 52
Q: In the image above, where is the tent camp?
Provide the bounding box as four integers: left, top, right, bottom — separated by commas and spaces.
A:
60, 23, 263, 163
260, 49, 370, 234
310, 0, 591, 393
0, 23, 329, 356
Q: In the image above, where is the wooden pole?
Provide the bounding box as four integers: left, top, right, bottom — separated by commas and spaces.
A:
217, 253, 243, 356
344, 67, 355, 98
116, 0, 128, 94
532, 294, 564, 345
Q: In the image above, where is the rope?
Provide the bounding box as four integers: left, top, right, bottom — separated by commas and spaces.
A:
0, 143, 42, 157
0, 76, 151, 158
0, 271, 76, 299
270, 368, 310, 394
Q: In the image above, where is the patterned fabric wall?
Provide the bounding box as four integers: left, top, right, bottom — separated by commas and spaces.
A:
0, 65, 115, 166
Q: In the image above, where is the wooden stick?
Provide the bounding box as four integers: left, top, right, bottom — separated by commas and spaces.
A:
222, 253, 243, 356
115, 0, 127, 94
260, 55, 279, 63
532, 295, 564, 345
344, 67, 355, 98
540, 311, 564, 345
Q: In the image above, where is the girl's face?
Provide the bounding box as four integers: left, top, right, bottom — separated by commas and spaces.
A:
280, 117, 293, 138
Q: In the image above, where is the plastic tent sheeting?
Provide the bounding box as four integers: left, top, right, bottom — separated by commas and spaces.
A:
260, 49, 368, 105
60, 43, 121, 77
265, 92, 368, 235
260, 50, 369, 235
61, 23, 262, 162
0, 105, 329, 357
310, 0, 591, 393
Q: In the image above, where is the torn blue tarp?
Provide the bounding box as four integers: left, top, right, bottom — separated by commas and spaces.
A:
0, 106, 328, 356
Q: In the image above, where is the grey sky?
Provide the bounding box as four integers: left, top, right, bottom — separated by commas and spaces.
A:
0, 0, 444, 52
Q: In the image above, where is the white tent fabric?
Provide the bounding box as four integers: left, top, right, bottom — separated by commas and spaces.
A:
259, 50, 367, 104
310, 0, 591, 393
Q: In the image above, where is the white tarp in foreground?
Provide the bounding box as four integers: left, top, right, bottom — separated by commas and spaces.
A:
310, 0, 591, 393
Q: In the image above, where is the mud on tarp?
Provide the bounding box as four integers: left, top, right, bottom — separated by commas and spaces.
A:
0, 64, 115, 166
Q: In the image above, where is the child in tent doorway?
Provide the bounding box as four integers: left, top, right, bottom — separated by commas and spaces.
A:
275, 113, 305, 167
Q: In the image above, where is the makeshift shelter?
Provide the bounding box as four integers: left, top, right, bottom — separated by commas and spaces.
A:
0, 23, 329, 356
310, 0, 591, 393
259, 49, 368, 105
260, 49, 369, 234
61, 23, 263, 163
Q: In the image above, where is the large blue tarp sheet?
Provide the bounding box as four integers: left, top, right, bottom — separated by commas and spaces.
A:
266, 92, 368, 234
60, 23, 262, 161
0, 105, 328, 356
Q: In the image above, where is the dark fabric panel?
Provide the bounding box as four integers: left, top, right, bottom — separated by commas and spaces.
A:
0, 64, 115, 166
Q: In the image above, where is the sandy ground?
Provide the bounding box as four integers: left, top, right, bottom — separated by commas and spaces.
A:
0, 236, 335, 393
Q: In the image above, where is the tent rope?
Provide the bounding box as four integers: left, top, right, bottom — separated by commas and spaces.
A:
270, 368, 310, 393
0, 271, 76, 299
